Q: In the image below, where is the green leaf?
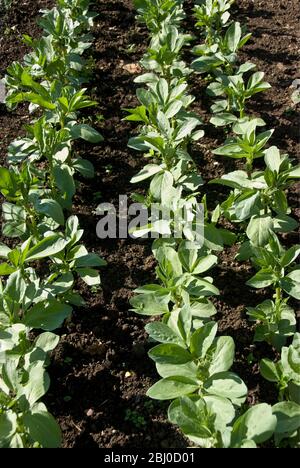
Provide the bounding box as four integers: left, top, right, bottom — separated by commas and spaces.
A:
281, 334, 300, 381
23, 410, 62, 448
190, 300, 217, 319
176, 119, 200, 141
25, 235, 67, 261
203, 224, 224, 251
204, 395, 236, 428
149, 343, 192, 365
156, 246, 182, 278
281, 245, 300, 267
71, 124, 103, 143
156, 110, 171, 136
74, 253, 106, 268
273, 190, 288, 214
225, 21, 241, 52
192, 255, 218, 274
77, 268, 101, 286
204, 372, 247, 406
124, 105, 148, 122
0, 243, 11, 259
211, 170, 252, 189
273, 401, 300, 434
237, 62, 256, 74
273, 214, 298, 233
156, 361, 198, 380
0, 412, 17, 447
73, 159, 95, 178
178, 242, 198, 273
145, 322, 184, 346
235, 192, 261, 221
232, 404, 276, 445
22, 364, 50, 405
35, 332, 59, 353
246, 269, 275, 289
288, 166, 300, 179
130, 164, 162, 183
246, 215, 274, 246
4, 270, 26, 303
264, 146, 281, 173
150, 171, 173, 201
212, 143, 242, 159
168, 398, 212, 440
53, 164, 76, 203
147, 376, 199, 400
190, 321, 217, 359
23, 92, 55, 110
157, 78, 169, 104
186, 277, 219, 297
192, 56, 224, 73
209, 336, 235, 375
130, 291, 170, 316
165, 100, 182, 119
2, 203, 27, 238
280, 268, 300, 300
24, 300, 72, 331
21, 71, 49, 98
247, 72, 269, 90
128, 137, 149, 152
210, 112, 237, 127
0, 263, 16, 275
0, 167, 18, 198
35, 199, 65, 225
260, 359, 281, 382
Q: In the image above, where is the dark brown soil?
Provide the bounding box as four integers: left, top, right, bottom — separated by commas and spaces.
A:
0, 0, 299, 448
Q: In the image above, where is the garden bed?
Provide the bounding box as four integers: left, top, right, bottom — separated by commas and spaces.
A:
0, 0, 299, 448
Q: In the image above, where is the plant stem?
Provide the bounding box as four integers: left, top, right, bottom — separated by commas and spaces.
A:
275, 287, 282, 304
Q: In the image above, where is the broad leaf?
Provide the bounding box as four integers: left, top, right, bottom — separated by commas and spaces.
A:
147, 376, 199, 400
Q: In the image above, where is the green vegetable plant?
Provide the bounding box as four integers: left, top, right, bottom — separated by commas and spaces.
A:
0, 0, 105, 448
0, 216, 105, 330
191, 5, 270, 126
0, 326, 61, 448
194, 0, 235, 46
192, 2, 299, 356
169, 398, 277, 448
139, 24, 193, 81
192, 20, 252, 77
212, 119, 273, 171
244, 235, 299, 349
207, 69, 271, 122
212, 145, 300, 230
260, 333, 300, 447
131, 241, 219, 318
146, 316, 246, 405
260, 333, 300, 404
134, 0, 184, 34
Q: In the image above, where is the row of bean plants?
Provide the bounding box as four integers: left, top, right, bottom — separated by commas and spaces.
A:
191, 0, 300, 446
128, 0, 300, 448
0, 0, 105, 448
